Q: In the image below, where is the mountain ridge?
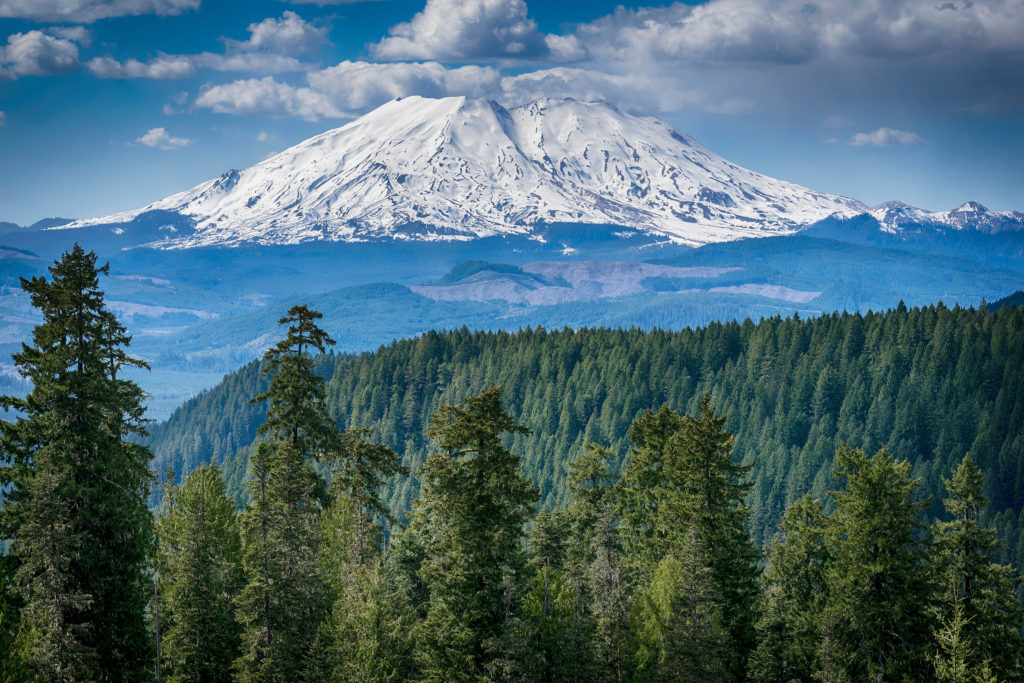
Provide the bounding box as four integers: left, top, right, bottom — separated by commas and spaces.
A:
58, 96, 868, 248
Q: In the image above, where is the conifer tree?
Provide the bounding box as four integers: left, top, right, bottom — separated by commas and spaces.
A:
823, 445, 935, 681
619, 396, 758, 680
156, 462, 242, 683
235, 305, 335, 681
0, 245, 153, 681
316, 429, 412, 681
632, 529, 728, 682
749, 495, 829, 682
933, 455, 1023, 679
406, 385, 539, 681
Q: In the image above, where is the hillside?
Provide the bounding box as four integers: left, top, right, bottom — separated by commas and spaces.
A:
148, 302, 1024, 566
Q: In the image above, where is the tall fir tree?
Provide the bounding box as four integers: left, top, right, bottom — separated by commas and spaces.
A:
749, 495, 830, 682
823, 445, 935, 682
156, 462, 242, 683
405, 385, 539, 681
316, 428, 411, 681
235, 305, 336, 682
932, 454, 1023, 679
619, 395, 759, 680
631, 529, 728, 683
0, 245, 154, 681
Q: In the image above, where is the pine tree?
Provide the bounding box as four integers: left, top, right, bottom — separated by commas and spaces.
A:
155, 461, 242, 683
933, 454, 1023, 679
317, 429, 411, 681
823, 445, 935, 681
632, 529, 728, 682
235, 305, 336, 681
749, 495, 829, 682
619, 395, 759, 680
0, 245, 154, 681
407, 386, 539, 681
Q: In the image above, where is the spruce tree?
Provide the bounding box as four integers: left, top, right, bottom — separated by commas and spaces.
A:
823, 445, 935, 681
933, 454, 1023, 679
406, 385, 539, 681
749, 495, 829, 682
317, 429, 411, 681
619, 395, 759, 680
0, 244, 153, 681
632, 529, 728, 683
235, 305, 335, 681
156, 462, 242, 683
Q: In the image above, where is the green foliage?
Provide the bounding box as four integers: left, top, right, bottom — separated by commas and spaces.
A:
150, 304, 1024, 577
619, 396, 759, 679
823, 445, 935, 681
932, 455, 1023, 679
0, 244, 154, 681
749, 495, 829, 682
631, 532, 729, 682
156, 462, 242, 683
405, 386, 539, 681
235, 305, 338, 682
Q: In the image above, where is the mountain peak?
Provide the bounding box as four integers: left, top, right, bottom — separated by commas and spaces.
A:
63, 96, 866, 248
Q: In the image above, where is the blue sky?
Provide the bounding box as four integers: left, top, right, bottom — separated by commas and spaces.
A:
1, 0, 1022, 225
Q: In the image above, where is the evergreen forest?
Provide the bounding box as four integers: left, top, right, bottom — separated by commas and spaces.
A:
1, 245, 1023, 682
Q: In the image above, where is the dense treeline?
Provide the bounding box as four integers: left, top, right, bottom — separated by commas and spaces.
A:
151, 301, 1024, 569
2, 247, 1023, 681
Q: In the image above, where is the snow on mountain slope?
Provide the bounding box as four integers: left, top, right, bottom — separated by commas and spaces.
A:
65, 96, 867, 248
869, 200, 1024, 234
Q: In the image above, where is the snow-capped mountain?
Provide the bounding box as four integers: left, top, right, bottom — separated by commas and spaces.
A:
869, 200, 1024, 234
65, 96, 872, 248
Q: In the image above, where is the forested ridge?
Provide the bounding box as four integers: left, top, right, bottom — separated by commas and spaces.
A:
3, 246, 1023, 681
152, 301, 1024, 566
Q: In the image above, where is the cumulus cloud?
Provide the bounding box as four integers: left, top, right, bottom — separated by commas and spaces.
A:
133, 127, 193, 149
0, 31, 79, 80
228, 11, 328, 56
372, 0, 583, 61
307, 60, 500, 112
0, 0, 200, 23
500, 67, 716, 114
574, 0, 1024, 65
88, 10, 317, 79
46, 26, 92, 46
88, 54, 194, 79
848, 127, 926, 147
194, 76, 344, 120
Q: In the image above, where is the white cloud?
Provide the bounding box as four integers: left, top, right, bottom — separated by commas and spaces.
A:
133, 127, 193, 149
46, 26, 92, 46
231, 11, 328, 56
0, 31, 79, 80
848, 127, 926, 147
308, 60, 500, 112
574, 0, 1024, 65
499, 67, 711, 113
87, 11, 315, 80
193, 59, 759, 121
163, 90, 189, 114
0, 0, 200, 23
88, 54, 194, 79
88, 51, 306, 79
372, 0, 581, 61
256, 130, 268, 142
0, 111, 6, 125
194, 76, 344, 121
